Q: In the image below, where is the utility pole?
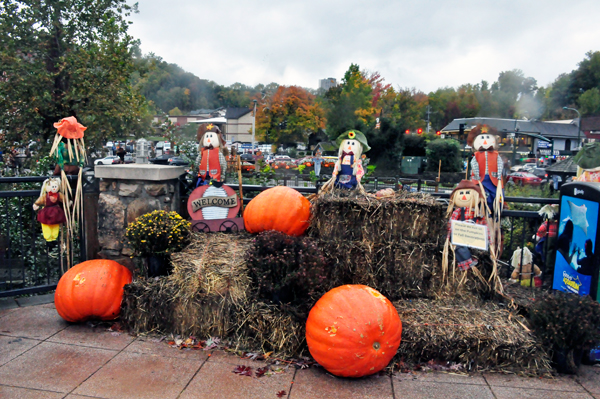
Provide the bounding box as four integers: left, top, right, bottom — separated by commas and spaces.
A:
252, 99, 257, 154
425, 105, 432, 134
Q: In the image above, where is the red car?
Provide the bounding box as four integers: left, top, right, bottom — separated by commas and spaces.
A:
507, 172, 542, 186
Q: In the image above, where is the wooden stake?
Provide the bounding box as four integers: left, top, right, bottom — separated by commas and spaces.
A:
436, 160, 441, 193
237, 155, 244, 216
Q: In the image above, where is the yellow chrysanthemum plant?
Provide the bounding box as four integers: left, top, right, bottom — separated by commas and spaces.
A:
125, 210, 191, 257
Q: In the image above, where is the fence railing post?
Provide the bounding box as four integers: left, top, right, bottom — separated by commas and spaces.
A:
417, 179, 422, 192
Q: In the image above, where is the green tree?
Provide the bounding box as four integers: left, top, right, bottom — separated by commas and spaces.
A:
324, 64, 375, 137
426, 139, 462, 172
0, 0, 152, 151
578, 88, 600, 116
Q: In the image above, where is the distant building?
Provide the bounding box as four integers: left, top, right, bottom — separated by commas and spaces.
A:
319, 78, 337, 91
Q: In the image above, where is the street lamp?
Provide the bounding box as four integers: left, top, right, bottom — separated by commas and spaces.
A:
563, 106, 581, 151
252, 99, 257, 154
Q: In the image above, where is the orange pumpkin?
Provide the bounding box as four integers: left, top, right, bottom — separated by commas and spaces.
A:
55, 259, 132, 322
244, 186, 311, 236
306, 285, 402, 377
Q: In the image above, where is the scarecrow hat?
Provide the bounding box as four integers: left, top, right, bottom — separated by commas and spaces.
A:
450, 180, 483, 197
335, 130, 371, 152
466, 124, 499, 147
574, 142, 600, 170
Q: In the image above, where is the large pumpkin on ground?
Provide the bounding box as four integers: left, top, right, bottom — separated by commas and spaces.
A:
55, 259, 132, 322
306, 285, 402, 377
244, 186, 311, 236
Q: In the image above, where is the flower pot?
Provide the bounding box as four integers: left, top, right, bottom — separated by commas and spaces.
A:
147, 254, 170, 277
553, 348, 584, 374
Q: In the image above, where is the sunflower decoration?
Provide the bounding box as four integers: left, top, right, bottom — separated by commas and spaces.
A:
49, 116, 87, 243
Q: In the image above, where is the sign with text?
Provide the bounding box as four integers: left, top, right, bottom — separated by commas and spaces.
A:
190, 195, 238, 213
451, 220, 488, 250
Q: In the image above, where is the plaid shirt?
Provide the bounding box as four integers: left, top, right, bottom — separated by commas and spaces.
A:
536, 220, 558, 239
447, 207, 489, 241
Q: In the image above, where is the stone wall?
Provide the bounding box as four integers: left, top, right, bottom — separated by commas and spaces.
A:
94, 164, 186, 270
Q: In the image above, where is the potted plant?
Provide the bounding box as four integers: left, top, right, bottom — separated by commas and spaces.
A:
529, 291, 600, 374
125, 210, 191, 277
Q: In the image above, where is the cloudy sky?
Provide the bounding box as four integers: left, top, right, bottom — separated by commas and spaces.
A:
128, 0, 600, 93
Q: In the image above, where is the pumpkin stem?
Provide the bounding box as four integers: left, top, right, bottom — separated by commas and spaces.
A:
373, 342, 381, 350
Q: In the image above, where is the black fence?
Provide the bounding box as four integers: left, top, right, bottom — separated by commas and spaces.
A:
0, 176, 88, 298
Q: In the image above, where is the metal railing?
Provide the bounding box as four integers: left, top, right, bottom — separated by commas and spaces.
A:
0, 176, 87, 298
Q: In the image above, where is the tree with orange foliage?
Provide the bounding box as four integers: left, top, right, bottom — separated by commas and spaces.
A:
255, 86, 326, 145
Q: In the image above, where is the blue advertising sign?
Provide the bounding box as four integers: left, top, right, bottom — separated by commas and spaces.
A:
553, 183, 600, 301
537, 140, 551, 149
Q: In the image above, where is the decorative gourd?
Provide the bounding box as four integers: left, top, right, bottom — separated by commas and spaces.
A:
55, 259, 132, 322
244, 186, 311, 236
306, 285, 402, 378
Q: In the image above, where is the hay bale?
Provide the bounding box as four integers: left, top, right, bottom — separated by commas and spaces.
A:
393, 298, 552, 374
120, 232, 307, 357
310, 190, 446, 245
319, 240, 441, 300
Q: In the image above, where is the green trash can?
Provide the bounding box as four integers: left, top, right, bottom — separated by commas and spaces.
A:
401, 156, 423, 174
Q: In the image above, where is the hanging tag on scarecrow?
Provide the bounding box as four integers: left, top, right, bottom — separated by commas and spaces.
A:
321, 130, 370, 193
33, 177, 67, 242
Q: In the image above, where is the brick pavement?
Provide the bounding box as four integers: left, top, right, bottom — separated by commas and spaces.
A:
1, 298, 599, 399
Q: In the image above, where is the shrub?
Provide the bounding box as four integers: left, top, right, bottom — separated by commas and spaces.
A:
426, 138, 462, 172
529, 291, 600, 373
125, 210, 191, 256
246, 231, 328, 312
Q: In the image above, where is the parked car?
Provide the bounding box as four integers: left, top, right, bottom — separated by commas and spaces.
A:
168, 156, 190, 166
94, 156, 120, 165
240, 153, 255, 163
148, 154, 172, 165
530, 167, 548, 180
507, 172, 542, 186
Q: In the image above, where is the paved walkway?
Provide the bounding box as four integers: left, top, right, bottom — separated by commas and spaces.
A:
1, 295, 599, 399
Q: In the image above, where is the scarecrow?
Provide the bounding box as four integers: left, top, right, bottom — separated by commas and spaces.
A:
196, 124, 230, 220
321, 130, 370, 193
468, 125, 504, 214
443, 180, 489, 272
49, 116, 87, 228
574, 142, 600, 182
509, 246, 542, 287
47, 116, 87, 268
33, 177, 67, 242
196, 123, 228, 187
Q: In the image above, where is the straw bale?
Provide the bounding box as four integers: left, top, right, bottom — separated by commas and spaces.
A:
310, 190, 446, 245
319, 239, 442, 300
393, 298, 552, 374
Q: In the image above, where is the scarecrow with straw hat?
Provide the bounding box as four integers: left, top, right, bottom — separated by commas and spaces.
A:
321, 130, 370, 193
196, 123, 228, 187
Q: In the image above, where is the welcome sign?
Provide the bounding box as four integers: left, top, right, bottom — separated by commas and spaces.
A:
190, 195, 238, 213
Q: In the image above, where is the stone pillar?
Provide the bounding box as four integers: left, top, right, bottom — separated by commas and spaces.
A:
94, 164, 186, 271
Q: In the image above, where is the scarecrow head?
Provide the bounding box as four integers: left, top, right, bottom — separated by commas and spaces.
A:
467, 124, 499, 151
335, 130, 370, 159
197, 123, 226, 149
53, 116, 87, 140
448, 180, 487, 217
574, 142, 600, 170
42, 177, 61, 196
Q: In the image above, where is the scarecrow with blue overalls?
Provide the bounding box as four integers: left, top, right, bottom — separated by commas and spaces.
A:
321, 130, 370, 193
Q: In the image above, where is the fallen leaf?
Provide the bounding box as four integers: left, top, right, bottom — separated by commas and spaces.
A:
256, 367, 268, 378
233, 365, 252, 377
276, 390, 286, 397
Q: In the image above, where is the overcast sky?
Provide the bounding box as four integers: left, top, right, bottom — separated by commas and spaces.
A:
128, 0, 600, 93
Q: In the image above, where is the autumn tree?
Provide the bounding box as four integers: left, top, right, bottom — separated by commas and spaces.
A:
324, 64, 375, 137
255, 86, 325, 145
0, 0, 152, 151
